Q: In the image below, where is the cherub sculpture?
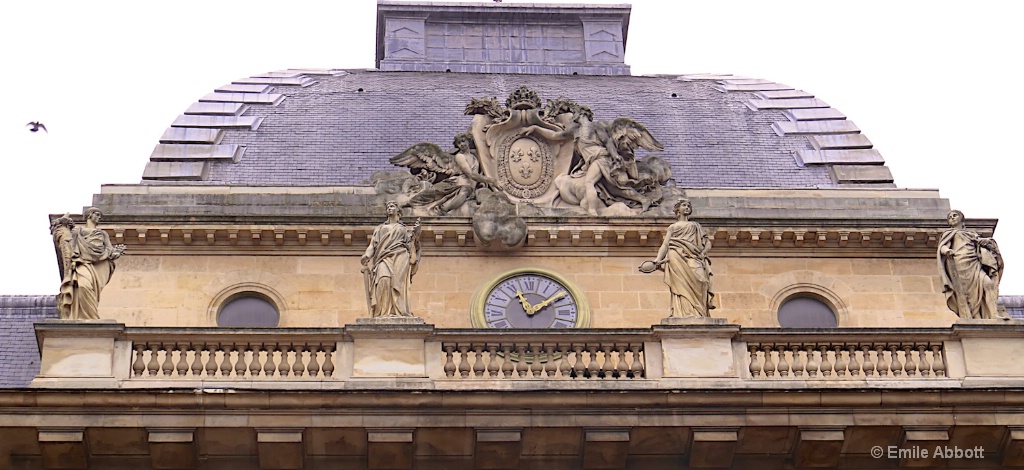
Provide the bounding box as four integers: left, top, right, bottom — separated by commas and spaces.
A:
50, 208, 126, 320
520, 107, 668, 215
389, 132, 500, 215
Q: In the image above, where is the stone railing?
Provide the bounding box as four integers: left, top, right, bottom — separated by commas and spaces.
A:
127, 329, 338, 380
30, 321, 1024, 389
434, 330, 651, 380
740, 330, 950, 379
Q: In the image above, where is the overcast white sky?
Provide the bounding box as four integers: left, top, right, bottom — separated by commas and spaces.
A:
2, 0, 1021, 296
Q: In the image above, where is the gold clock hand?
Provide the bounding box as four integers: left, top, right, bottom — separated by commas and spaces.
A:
515, 291, 535, 314
532, 291, 566, 312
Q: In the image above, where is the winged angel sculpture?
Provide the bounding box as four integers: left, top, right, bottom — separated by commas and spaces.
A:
383, 86, 673, 217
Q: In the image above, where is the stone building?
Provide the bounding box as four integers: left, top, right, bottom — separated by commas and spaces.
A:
3, 2, 1024, 469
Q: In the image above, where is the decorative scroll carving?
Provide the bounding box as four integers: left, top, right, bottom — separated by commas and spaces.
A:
50, 208, 126, 320
938, 210, 1007, 320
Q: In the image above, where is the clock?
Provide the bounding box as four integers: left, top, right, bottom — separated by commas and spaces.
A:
472, 268, 591, 329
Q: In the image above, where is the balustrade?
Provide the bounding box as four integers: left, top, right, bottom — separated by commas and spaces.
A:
745, 340, 945, 379
128, 333, 337, 380
440, 342, 645, 380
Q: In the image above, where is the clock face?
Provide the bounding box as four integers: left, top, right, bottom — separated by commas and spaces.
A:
474, 269, 590, 329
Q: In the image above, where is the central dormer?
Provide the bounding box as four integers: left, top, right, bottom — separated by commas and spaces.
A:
375, 1, 632, 75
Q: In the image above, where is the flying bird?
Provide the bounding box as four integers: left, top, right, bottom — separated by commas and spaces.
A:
26, 121, 47, 133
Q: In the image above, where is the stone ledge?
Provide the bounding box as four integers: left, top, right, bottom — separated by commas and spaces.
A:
784, 108, 846, 121
199, 93, 284, 105
746, 98, 829, 110
796, 149, 884, 166
831, 165, 894, 184
142, 161, 209, 181
149, 144, 244, 162
755, 90, 813, 100
809, 134, 873, 150
772, 120, 860, 136
159, 128, 224, 145
171, 115, 263, 130
184, 102, 249, 116
214, 84, 271, 93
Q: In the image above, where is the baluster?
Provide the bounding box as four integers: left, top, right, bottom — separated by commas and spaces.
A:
249, 344, 262, 378
146, 344, 160, 377
559, 345, 572, 378
587, 345, 600, 379
572, 344, 585, 379
486, 345, 499, 377
292, 346, 305, 377
513, 345, 527, 377
599, 345, 613, 378
833, 345, 847, 377
264, 343, 278, 377
160, 344, 174, 377
748, 345, 762, 378
819, 345, 832, 377
616, 345, 629, 379
861, 345, 875, 376
889, 345, 902, 377
235, 345, 249, 378
903, 345, 917, 376
321, 345, 335, 377
443, 345, 456, 378
473, 346, 485, 377
190, 343, 203, 377
175, 343, 189, 377
629, 344, 644, 378
805, 345, 819, 377
790, 345, 804, 377
279, 346, 292, 377
501, 345, 514, 378
847, 345, 860, 376
458, 345, 471, 378
204, 344, 218, 377
530, 345, 544, 378
307, 345, 322, 377
220, 345, 234, 378
776, 345, 789, 377
763, 346, 776, 378
931, 345, 945, 377
132, 344, 146, 377
917, 345, 931, 377
875, 345, 889, 376
544, 345, 558, 378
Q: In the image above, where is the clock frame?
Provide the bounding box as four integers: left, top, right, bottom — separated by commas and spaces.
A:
471, 267, 591, 329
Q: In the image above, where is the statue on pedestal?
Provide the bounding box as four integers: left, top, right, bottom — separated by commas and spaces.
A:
360, 202, 422, 318
645, 198, 716, 318
50, 207, 126, 320
938, 210, 1007, 320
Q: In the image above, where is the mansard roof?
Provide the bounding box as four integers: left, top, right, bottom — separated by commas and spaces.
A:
141, 69, 895, 189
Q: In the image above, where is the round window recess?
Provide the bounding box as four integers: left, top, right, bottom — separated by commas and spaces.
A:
217, 294, 280, 328
777, 295, 838, 328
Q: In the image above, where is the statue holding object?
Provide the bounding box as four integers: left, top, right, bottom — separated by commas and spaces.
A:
642, 198, 716, 318
50, 207, 126, 320
360, 202, 423, 318
938, 210, 1007, 320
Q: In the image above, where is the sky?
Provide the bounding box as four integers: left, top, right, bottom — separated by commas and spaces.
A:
2, 0, 1021, 296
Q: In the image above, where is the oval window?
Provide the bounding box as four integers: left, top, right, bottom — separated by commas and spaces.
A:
777, 295, 837, 328
217, 293, 280, 327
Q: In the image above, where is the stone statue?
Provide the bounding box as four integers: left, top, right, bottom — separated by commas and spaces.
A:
938, 209, 1007, 320
50, 207, 126, 320
648, 198, 716, 317
388, 133, 500, 216
360, 202, 422, 317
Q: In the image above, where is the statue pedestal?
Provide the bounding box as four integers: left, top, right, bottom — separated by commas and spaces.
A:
660, 316, 727, 326
345, 320, 433, 379
31, 320, 127, 389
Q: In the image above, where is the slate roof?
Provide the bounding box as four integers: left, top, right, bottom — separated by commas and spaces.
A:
0, 295, 56, 388
144, 70, 894, 188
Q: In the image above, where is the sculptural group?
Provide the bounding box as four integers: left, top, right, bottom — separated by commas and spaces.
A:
382, 86, 673, 221
50, 208, 126, 320
938, 210, 1007, 320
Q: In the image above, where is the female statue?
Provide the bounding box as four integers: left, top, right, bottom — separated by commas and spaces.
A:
652, 199, 716, 317
938, 210, 1006, 319
51, 207, 126, 319
360, 202, 422, 317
